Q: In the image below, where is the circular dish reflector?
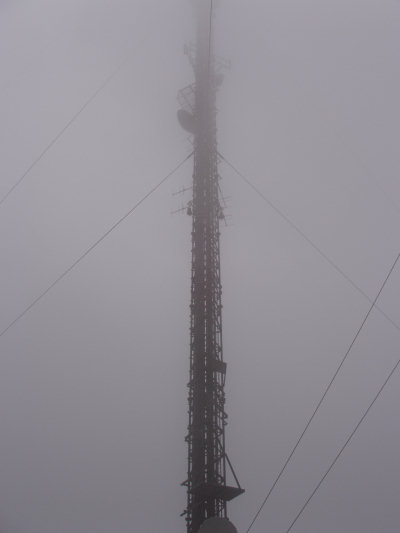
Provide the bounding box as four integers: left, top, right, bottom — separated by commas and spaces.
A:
177, 109, 195, 134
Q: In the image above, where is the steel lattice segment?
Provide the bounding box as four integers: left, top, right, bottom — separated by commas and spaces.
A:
181, 5, 243, 532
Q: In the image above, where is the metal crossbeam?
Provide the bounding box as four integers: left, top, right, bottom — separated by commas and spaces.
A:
178, 3, 244, 532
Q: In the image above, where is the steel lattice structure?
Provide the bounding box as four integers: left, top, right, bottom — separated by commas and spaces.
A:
178, 3, 244, 532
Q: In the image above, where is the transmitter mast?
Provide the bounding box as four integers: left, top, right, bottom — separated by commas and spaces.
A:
178, 2, 244, 532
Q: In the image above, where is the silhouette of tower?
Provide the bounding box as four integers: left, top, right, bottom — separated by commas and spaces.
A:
178, 3, 244, 532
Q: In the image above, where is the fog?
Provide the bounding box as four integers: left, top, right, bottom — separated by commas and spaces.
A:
1, 1, 400, 532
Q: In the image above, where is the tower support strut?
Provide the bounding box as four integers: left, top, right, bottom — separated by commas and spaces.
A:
179, 3, 244, 532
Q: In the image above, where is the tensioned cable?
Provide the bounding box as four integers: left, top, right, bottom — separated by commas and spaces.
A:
218, 152, 400, 335
244, 248, 400, 533
0, 154, 192, 339
0, 58, 128, 209
221, 146, 400, 530
284, 355, 400, 533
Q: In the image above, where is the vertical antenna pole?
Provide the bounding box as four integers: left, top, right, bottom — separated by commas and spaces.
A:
179, 2, 244, 532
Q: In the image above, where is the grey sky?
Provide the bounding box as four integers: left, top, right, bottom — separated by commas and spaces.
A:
1, 1, 400, 532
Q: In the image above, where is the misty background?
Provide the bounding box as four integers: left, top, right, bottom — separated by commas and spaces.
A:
1, 1, 400, 532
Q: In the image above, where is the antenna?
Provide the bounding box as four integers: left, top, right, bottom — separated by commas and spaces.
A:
178, 2, 244, 532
